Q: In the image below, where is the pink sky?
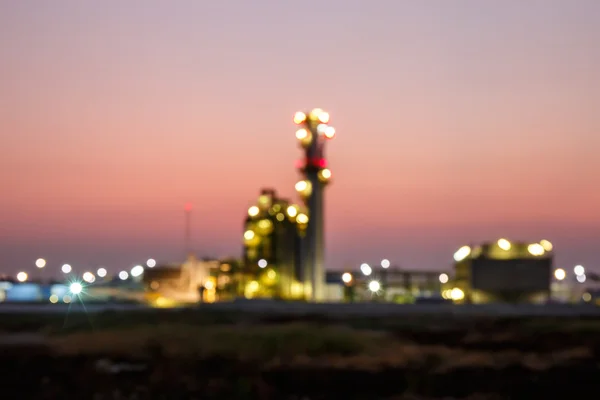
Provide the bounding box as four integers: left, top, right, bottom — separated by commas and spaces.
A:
1, 1, 599, 276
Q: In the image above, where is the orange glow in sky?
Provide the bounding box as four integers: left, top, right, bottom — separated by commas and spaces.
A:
0, 1, 599, 275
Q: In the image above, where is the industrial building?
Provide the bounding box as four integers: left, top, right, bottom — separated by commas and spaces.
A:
242, 188, 305, 299
452, 239, 554, 304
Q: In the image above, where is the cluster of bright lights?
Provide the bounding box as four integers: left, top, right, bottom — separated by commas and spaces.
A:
293, 108, 334, 186
82, 272, 96, 283
244, 194, 308, 246
453, 239, 553, 262
441, 287, 465, 301
360, 263, 372, 276
574, 265, 586, 283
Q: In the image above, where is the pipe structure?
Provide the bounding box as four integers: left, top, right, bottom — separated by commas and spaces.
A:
293, 109, 335, 301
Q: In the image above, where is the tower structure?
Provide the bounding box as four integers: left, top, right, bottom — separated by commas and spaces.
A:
184, 202, 193, 256
293, 108, 335, 301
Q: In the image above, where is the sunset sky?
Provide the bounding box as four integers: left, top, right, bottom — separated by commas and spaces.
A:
1, 0, 599, 277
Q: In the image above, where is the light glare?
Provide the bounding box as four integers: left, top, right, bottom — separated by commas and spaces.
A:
69, 282, 83, 295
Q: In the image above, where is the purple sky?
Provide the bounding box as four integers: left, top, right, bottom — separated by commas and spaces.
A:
1, 0, 599, 277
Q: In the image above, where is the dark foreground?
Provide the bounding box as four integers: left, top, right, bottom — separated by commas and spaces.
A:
1, 310, 599, 399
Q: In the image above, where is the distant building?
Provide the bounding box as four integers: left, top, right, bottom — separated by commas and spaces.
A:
452, 239, 553, 304
242, 188, 306, 299
326, 268, 448, 303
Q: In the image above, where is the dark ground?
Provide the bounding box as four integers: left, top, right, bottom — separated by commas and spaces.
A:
1, 309, 599, 399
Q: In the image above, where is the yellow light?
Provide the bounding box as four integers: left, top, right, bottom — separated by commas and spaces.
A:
497, 238, 511, 251
318, 168, 332, 182
248, 281, 259, 291
294, 111, 306, 124
528, 243, 545, 256
439, 273, 449, 284
63, 295, 72, 304
243, 230, 255, 240
248, 206, 260, 217
342, 272, 352, 283
318, 111, 330, 123
295, 180, 312, 196
583, 292, 592, 302
295, 180, 307, 192
276, 213, 285, 222
453, 246, 471, 262
286, 205, 298, 218
49, 294, 58, 304
540, 239, 553, 251
16, 272, 28, 282
295, 128, 309, 140
256, 219, 273, 235
267, 269, 276, 279
204, 280, 215, 290
450, 288, 465, 301
296, 213, 309, 224
554, 268, 566, 281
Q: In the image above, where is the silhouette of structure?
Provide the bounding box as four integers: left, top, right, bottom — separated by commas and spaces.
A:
293, 109, 335, 301
452, 239, 554, 303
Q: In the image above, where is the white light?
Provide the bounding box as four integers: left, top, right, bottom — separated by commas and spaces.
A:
439, 273, 449, 284
342, 272, 352, 283
453, 246, 471, 262
61, 264, 72, 274
554, 268, 566, 281
82, 272, 95, 283
576, 274, 586, 283
360, 263, 372, 276
35, 258, 46, 269
69, 282, 83, 295
97, 268, 107, 278
16, 272, 28, 282
130, 265, 144, 277
574, 265, 585, 276
258, 259, 268, 268
118, 271, 129, 280
368, 280, 381, 292
147, 259, 156, 268
381, 259, 390, 269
